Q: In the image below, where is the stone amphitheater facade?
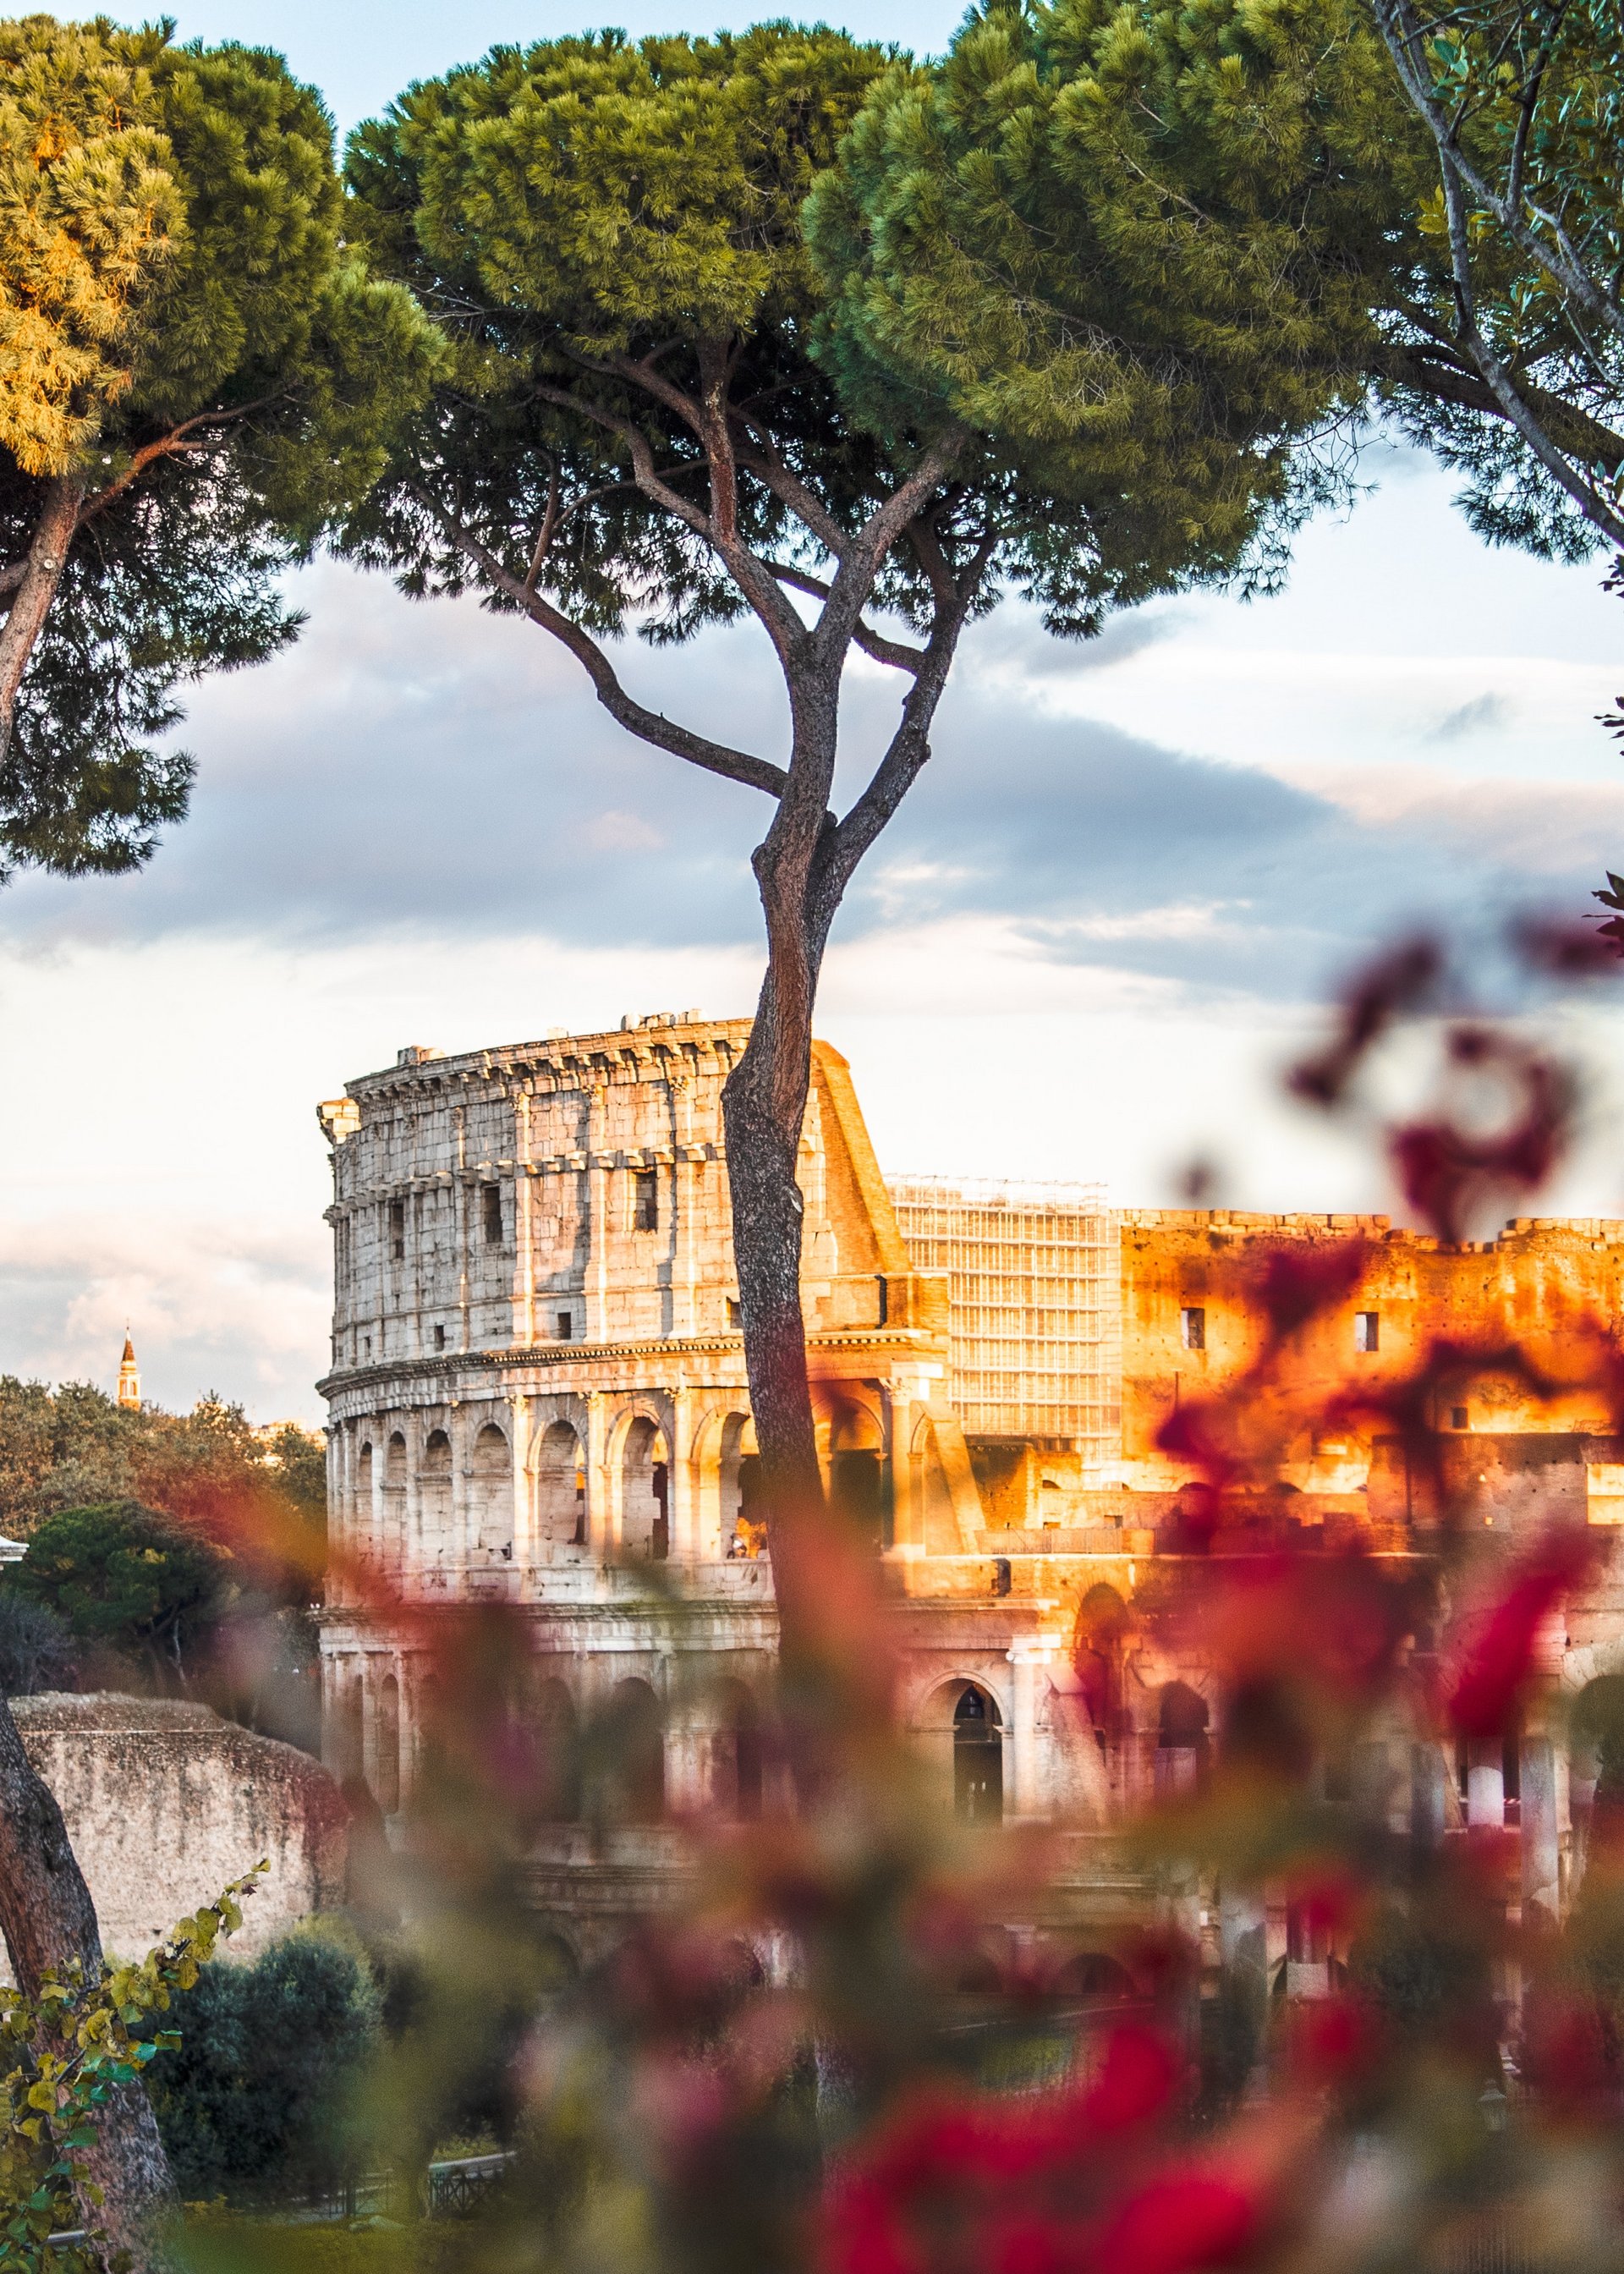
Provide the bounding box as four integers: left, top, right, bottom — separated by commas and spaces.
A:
316, 1013, 1624, 1982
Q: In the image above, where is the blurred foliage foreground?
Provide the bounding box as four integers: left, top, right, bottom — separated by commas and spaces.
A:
24, 936, 1624, 2274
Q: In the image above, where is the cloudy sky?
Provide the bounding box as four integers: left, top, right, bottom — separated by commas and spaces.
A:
1, 1, 1621, 1422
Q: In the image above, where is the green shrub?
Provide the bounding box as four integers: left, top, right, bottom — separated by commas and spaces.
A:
0, 1589, 79, 1694
145, 1928, 380, 2205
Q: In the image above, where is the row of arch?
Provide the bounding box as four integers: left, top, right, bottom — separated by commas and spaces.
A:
337, 1385, 974, 1575
330, 1661, 765, 1826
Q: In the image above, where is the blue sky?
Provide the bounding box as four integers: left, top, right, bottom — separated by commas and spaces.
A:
0, 6, 1620, 1419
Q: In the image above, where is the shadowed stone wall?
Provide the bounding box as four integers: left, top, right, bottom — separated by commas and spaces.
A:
8, 1693, 348, 1967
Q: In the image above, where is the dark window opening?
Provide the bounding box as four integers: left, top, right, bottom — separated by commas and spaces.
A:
727, 1298, 742, 1328
557, 1310, 573, 1342
1355, 1310, 1379, 1353
572, 1468, 586, 1547
388, 1199, 404, 1261
651, 1459, 669, 1561
482, 1184, 503, 1246
834, 1449, 886, 1553
953, 1685, 1003, 1825
633, 1168, 658, 1232
433, 1324, 446, 1351
1180, 1305, 1205, 1351
1451, 1405, 1468, 1430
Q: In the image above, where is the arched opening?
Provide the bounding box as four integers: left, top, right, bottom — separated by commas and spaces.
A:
602, 1677, 665, 1823
831, 1403, 886, 1551
1052, 1952, 1133, 2002
376, 1673, 401, 1815
420, 1428, 452, 1559
469, 1422, 513, 1559
534, 1675, 581, 1822
331, 1668, 365, 1783
910, 1415, 959, 1556
1155, 1681, 1210, 1796
719, 1413, 764, 1558
710, 1678, 764, 1821
355, 1439, 374, 1519
535, 1931, 581, 2008
954, 1683, 1003, 1825
381, 1431, 406, 1563
1074, 1583, 1128, 1741
536, 1421, 586, 1554
621, 1417, 669, 1560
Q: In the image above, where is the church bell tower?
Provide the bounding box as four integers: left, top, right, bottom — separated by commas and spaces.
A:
116, 1334, 140, 1411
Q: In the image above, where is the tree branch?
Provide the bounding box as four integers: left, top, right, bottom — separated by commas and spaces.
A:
407, 482, 788, 799
1434, 141, 1624, 546
760, 560, 927, 673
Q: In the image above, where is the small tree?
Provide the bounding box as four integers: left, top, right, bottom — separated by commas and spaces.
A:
343, 19, 1377, 1664
14, 1501, 232, 1687
0, 15, 436, 876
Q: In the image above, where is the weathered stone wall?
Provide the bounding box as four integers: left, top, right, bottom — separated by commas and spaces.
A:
1118, 1209, 1624, 1486
9, 1695, 348, 1968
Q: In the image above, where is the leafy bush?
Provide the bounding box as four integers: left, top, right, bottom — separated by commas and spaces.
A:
144, 1927, 380, 2205
0, 1591, 79, 1695
12, 1502, 232, 1684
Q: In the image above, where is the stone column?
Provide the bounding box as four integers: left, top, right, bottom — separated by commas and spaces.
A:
447, 1406, 468, 1589
1468, 1734, 1506, 1828
1006, 1643, 1053, 1821
510, 1392, 533, 1575
1522, 1732, 1561, 1925
585, 1391, 609, 1557
669, 1385, 700, 1566
889, 1391, 919, 1556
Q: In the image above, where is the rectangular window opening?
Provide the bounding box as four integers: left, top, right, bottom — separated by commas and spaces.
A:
432, 1324, 446, 1351
387, 1199, 404, 1261
481, 1184, 503, 1247
1354, 1310, 1380, 1353
1180, 1305, 1205, 1352
1451, 1404, 1469, 1431
633, 1167, 659, 1232
557, 1310, 573, 1341
727, 1297, 742, 1329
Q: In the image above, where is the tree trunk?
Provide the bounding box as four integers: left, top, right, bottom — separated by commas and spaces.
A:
721, 808, 894, 1743
0, 1698, 174, 2266
0, 475, 85, 752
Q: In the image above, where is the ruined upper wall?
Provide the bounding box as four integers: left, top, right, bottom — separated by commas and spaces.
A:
1120, 1209, 1624, 1483
318, 1014, 935, 1375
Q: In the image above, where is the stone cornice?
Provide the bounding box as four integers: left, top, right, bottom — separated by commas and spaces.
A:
316, 1326, 941, 1402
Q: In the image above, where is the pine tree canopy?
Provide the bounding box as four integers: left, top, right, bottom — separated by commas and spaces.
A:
0, 14, 442, 878
340, 12, 1396, 668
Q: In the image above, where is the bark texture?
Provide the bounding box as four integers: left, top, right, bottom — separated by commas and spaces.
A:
0, 1696, 174, 2267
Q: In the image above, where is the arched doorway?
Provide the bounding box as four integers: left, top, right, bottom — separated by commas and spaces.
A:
376, 1673, 401, 1815
710, 1678, 764, 1821
469, 1423, 513, 1559
601, 1678, 665, 1822
420, 1429, 452, 1559
1156, 1681, 1210, 1797
719, 1413, 763, 1558
830, 1403, 886, 1550
536, 1420, 586, 1554
382, 1431, 407, 1566
621, 1416, 669, 1559
534, 1675, 581, 1822
954, 1684, 1003, 1825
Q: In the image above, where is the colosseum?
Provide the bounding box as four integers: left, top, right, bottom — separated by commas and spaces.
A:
315, 1011, 1624, 1984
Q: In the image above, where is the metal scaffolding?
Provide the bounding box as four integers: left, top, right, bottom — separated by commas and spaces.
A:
886, 1177, 1122, 1466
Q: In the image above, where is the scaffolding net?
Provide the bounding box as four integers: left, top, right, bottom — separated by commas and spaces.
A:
886, 1177, 1122, 1464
